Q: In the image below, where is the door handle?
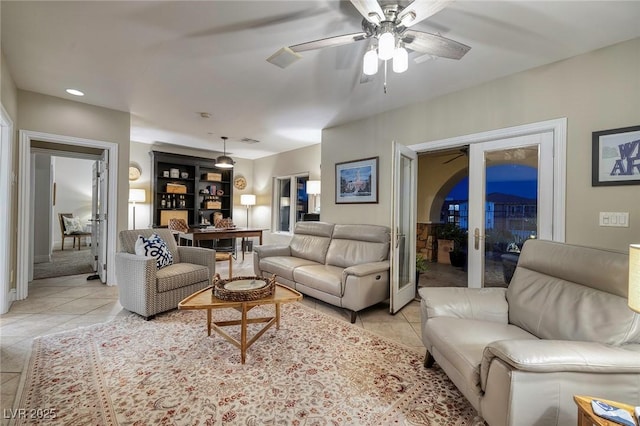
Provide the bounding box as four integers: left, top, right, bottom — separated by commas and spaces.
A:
474, 228, 481, 250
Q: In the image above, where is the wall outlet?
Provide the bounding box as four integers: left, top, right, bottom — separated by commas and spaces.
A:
599, 212, 629, 227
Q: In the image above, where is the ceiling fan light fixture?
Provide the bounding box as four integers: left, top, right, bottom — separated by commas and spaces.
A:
378, 31, 395, 61
392, 45, 408, 73
363, 48, 379, 76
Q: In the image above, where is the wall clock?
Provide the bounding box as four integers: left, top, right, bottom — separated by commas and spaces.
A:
234, 176, 247, 190
129, 164, 142, 181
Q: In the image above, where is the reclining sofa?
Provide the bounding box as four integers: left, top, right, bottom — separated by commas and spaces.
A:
420, 239, 640, 426
253, 221, 390, 322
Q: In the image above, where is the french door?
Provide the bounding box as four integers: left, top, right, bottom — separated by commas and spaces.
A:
91, 150, 109, 283
467, 132, 555, 287
390, 141, 417, 313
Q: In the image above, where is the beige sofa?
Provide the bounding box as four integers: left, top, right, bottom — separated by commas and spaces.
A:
420, 239, 640, 426
253, 222, 390, 322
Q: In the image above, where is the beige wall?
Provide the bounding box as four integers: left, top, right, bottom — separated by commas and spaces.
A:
129, 141, 253, 230
322, 37, 640, 252
17, 90, 131, 252
253, 144, 321, 245
1, 51, 18, 120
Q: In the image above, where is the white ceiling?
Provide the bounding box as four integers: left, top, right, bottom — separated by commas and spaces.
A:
3, 1, 640, 160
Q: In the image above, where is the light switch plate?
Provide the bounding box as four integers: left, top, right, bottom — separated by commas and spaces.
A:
599, 212, 629, 227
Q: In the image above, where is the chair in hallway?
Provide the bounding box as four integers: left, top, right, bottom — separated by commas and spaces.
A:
58, 213, 91, 250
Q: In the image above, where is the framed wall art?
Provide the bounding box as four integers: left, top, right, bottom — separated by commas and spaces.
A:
592, 125, 640, 186
335, 156, 378, 204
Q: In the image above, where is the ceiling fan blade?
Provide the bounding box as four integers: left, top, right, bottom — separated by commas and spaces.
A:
403, 30, 470, 60
350, 0, 385, 24
397, 0, 453, 28
290, 32, 368, 53
186, 7, 331, 38
443, 153, 464, 164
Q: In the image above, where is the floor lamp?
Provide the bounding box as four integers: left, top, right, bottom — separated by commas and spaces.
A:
306, 180, 321, 213
240, 194, 256, 227
129, 188, 146, 230
240, 194, 256, 252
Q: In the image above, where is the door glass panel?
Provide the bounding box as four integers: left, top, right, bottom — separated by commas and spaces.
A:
295, 176, 309, 223
276, 178, 291, 232
398, 154, 411, 289
483, 146, 539, 286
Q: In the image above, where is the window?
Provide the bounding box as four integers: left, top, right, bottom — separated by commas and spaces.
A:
273, 174, 310, 233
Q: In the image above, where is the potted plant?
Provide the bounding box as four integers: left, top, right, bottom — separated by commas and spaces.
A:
436, 223, 468, 268
416, 253, 429, 284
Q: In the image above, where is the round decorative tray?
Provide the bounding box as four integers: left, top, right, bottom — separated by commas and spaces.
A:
212, 274, 275, 301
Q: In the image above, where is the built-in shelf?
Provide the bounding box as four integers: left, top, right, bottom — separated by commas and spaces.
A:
150, 151, 233, 228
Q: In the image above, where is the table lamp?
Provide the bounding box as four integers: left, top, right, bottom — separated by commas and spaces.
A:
240, 194, 256, 228
306, 180, 321, 213
629, 244, 640, 313
128, 188, 146, 230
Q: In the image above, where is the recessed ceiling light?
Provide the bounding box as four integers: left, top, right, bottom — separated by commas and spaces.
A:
65, 88, 84, 96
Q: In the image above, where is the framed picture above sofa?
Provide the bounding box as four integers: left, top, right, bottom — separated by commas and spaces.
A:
335, 156, 378, 204
592, 124, 640, 186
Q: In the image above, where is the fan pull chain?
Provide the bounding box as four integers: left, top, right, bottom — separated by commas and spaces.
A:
384, 60, 388, 94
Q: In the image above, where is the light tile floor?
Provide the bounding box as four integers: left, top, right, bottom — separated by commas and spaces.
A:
0, 252, 425, 415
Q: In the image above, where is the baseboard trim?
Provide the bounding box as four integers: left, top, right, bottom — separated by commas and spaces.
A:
34, 254, 51, 263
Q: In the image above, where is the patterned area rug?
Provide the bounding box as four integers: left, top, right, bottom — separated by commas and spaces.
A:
16, 303, 485, 425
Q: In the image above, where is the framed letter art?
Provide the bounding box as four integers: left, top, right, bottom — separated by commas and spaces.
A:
592, 125, 640, 186
335, 157, 378, 204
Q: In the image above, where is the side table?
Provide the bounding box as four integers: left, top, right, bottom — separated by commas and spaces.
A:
573, 395, 637, 426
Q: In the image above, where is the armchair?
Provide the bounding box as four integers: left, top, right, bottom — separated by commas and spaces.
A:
115, 228, 215, 319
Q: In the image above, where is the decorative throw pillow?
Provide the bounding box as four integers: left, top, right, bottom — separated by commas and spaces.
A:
135, 234, 174, 269
63, 216, 84, 234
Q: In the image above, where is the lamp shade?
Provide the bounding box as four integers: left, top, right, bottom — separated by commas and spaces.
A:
378, 31, 395, 60
128, 188, 146, 203
363, 49, 378, 76
629, 244, 640, 313
240, 194, 256, 206
214, 155, 234, 168
306, 180, 321, 195
393, 46, 408, 73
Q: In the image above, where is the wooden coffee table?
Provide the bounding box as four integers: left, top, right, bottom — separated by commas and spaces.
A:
178, 283, 302, 363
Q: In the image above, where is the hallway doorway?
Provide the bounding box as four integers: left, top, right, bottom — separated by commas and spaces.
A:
32, 154, 98, 280
17, 130, 119, 301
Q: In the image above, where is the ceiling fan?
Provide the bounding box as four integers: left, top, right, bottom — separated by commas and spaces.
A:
442, 147, 469, 164
267, 0, 470, 77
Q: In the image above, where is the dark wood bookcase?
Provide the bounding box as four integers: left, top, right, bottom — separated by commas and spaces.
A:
150, 151, 233, 228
